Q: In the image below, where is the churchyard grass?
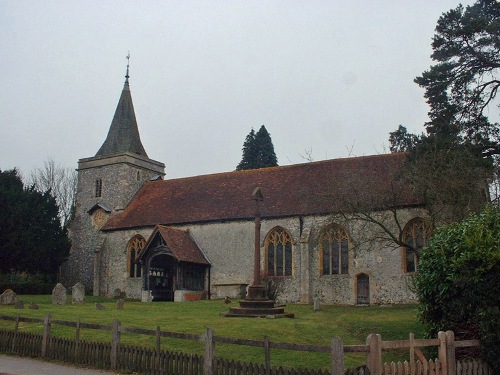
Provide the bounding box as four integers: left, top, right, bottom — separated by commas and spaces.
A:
0, 296, 425, 369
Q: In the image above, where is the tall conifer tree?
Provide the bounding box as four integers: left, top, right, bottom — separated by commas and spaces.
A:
236, 125, 278, 170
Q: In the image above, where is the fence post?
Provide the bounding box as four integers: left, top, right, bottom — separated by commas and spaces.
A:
366, 333, 382, 375
264, 335, 271, 375
155, 325, 161, 373
41, 314, 51, 358
75, 318, 81, 363
445, 331, 456, 375
204, 327, 215, 375
10, 314, 20, 353
110, 319, 121, 371
331, 336, 344, 375
438, 331, 448, 375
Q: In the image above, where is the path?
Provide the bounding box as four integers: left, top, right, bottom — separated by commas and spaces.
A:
0, 355, 125, 375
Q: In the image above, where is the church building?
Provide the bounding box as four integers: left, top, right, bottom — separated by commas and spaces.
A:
62, 68, 430, 305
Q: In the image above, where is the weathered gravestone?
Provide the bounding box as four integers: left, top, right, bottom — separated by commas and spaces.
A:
15, 301, 24, 309
52, 283, 67, 305
95, 303, 105, 310
0, 289, 16, 305
29, 303, 39, 310
313, 297, 321, 311
72, 282, 85, 304
116, 298, 125, 310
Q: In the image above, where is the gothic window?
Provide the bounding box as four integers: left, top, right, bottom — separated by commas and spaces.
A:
265, 227, 293, 277
402, 218, 432, 273
320, 224, 350, 275
95, 178, 103, 198
127, 235, 146, 278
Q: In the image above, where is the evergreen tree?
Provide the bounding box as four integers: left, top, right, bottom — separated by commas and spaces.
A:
414, 0, 500, 157
236, 128, 257, 171
254, 125, 278, 168
0, 169, 71, 281
236, 125, 278, 170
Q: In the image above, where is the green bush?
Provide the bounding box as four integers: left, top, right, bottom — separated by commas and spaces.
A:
0, 273, 54, 295
414, 205, 500, 371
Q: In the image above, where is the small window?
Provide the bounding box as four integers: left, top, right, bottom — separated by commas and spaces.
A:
127, 235, 146, 278
265, 227, 293, 277
320, 224, 349, 275
136, 170, 141, 181
402, 218, 432, 273
95, 178, 102, 198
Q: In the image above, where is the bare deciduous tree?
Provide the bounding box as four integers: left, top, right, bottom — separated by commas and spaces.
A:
28, 158, 77, 228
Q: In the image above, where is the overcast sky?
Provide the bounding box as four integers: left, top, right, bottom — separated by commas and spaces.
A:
0, 0, 475, 179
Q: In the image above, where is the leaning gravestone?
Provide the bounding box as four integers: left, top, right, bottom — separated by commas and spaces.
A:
52, 283, 67, 305
72, 282, 85, 304
0, 289, 16, 305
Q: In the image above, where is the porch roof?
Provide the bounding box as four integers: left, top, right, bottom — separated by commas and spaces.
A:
138, 225, 210, 266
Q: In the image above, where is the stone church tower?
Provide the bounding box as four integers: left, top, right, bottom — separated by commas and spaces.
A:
61, 63, 165, 293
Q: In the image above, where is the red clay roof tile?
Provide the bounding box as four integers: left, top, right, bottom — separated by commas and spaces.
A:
103, 153, 420, 231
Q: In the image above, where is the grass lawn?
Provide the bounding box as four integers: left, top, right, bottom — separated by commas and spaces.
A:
0, 296, 426, 370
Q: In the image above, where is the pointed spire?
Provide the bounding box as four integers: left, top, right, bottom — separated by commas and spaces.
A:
95, 54, 148, 158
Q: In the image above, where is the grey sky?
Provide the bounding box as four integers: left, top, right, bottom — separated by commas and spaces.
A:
0, 1, 474, 179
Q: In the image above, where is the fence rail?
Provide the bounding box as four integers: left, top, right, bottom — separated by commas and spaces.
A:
0, 314, 492, 375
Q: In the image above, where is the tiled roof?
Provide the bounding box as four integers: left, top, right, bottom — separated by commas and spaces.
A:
95, 79, 148, 158
103, 153, 421, 231
137, 225, 210, 265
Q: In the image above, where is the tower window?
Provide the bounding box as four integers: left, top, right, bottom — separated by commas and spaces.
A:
95, 178, 102, 198
136, 171, 141, 181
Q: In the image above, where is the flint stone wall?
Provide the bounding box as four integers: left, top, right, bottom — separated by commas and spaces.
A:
98, 207, 423, 305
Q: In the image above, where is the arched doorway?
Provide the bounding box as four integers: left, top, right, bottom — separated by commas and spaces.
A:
356, 273, 370, 305
148, 254, 175, 301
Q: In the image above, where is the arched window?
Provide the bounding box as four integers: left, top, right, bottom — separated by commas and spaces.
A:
127, 235, 146, 278
320, 224, 349, 275
265, 227, 293, 277
402, 218, 432, 273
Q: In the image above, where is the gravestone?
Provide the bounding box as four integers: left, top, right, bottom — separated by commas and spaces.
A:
29, 303, 39, 310
15, 301, 24, 309
72, 282, 85, 304
95, 303, 105, 310
52, 283, 67, 305
313, 297, 321, 311
141, 290, 152, 303
116, 298, 125, 310
0, 289, 16, 305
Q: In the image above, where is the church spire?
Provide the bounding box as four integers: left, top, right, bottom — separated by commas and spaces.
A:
95, 54, 148, 158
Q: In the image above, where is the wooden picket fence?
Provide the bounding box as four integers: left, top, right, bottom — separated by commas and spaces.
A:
0, 314, 492, 375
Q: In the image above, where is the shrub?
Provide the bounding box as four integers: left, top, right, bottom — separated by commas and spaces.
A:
413, 205, 500, 371
0, 272, 54, 295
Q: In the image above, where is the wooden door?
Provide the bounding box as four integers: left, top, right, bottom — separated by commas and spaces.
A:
357, 274, 370, 305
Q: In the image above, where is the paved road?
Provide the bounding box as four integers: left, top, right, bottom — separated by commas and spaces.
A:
0, 355, 125, 375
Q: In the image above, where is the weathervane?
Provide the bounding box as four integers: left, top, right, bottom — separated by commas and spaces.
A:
125, 51, 130, 83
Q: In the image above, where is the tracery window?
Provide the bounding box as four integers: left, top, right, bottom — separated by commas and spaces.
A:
402, 218, 432, 273
127, 235, 146, 278
265, 227, 293, 277
320, 224, 349, 275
